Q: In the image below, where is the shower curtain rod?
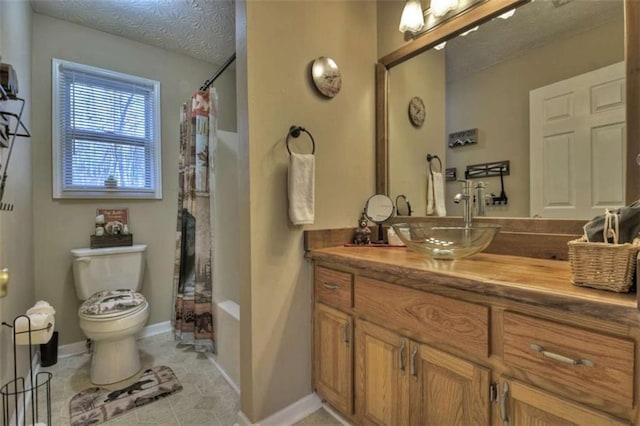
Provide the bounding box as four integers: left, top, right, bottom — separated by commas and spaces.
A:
200, 52, 236, 91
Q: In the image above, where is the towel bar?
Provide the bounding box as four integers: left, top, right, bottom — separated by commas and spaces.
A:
286, 125, 315, 155
426, 153, 442, 173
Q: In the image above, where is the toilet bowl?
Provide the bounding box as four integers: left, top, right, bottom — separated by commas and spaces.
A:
71, 245, 149, 385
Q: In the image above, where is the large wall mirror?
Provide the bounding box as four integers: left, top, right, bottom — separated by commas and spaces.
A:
377, 0, 640, 220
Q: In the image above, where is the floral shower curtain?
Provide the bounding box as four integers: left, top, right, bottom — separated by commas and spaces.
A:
172, 88, 218, 352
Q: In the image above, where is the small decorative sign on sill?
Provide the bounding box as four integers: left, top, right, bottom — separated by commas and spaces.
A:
91, 208, 132, 249
448, 128, 478, 148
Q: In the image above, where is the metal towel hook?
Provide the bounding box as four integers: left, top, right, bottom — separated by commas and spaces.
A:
286, 125, 315, 155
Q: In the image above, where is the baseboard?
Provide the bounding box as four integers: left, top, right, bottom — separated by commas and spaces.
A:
8, 353, 40, 425
137, 320, 172, 339
237, 393, 322, 426
59, 321, 173, 358
237, 410, 252, 426
206, 353, 240, 395
322, 402, 352, 426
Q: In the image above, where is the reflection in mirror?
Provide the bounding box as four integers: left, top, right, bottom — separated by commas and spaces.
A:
364, 194, 395, 242
387, 0, 624, 219
396, 194, 413, 216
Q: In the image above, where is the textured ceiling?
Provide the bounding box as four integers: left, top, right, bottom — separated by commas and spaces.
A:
30, 0, 236, 66
446, 0, 624, 82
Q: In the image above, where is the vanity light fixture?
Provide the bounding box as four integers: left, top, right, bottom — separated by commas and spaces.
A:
434, 41, 447, 50
430, 0, 460, 18
399, 0, 425, 33
460, 25, 479, 36
498, 8, 516, 19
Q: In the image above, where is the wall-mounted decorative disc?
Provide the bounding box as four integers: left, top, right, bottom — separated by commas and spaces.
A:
311, 57, 342, 98
408, 96, 425, 127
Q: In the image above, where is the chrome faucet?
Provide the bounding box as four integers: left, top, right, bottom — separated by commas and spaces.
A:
453, 180, 473, 228
474, 181, 490, 217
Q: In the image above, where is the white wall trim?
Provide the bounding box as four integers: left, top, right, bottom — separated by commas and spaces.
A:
59, 321, 173, 358
206, 353, 240, 395
137, 320, 172, 339
217, 299, 240, 320
237, 410, 252, 426
237, 393, 322, 426
9, 354, 40, 426
322, 402, 352, 426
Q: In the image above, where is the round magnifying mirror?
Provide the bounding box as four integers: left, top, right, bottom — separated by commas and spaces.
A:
395, 195, 412, 216
311, 57, 342, 98
364, 194, 395, 243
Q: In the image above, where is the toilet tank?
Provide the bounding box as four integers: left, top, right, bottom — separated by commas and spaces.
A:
71, 244, 147, 300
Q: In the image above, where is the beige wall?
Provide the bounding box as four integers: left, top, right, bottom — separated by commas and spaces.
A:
238, 0, 377, 420
445, 19, 624, 216
389, 49, 446, 215
0, 0, 34, 402
377, 0, 411, 59
31, 13, 233, 345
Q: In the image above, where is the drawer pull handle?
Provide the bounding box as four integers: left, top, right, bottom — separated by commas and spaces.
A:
398, 340, 406, 373
410, 345, 418, 378
530, 343, 595, 367
322, 282, 341, 290
343, 319, 351, 344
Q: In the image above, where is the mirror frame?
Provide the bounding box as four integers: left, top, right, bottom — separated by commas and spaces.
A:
375, 0, 640, 205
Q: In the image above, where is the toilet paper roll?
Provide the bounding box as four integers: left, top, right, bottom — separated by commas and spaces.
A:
26, 300, 56, 316
13, 313, 55, 345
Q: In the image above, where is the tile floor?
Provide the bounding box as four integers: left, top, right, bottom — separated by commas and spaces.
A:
38, 332, 342, 426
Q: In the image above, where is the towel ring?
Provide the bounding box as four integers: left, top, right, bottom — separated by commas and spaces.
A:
286, 125, 315, 155
427, 154, 442, 173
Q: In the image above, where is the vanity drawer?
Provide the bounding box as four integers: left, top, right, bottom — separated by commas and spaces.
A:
503, 311, 635, 408
354, 276, 489, 358
314, 266, 353, 310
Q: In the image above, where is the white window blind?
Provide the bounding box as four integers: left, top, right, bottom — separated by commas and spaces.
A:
52, 59, 161, 199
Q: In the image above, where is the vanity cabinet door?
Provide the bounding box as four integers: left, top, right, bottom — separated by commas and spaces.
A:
314, 303, 353, 415
499, 378, 629, 426
411, 343, 491, 426
355, 319, 410, 425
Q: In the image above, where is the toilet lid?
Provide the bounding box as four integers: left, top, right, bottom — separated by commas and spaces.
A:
79, 290, 146, 319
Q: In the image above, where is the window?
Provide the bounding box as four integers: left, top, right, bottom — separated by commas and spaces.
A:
52, 59, 161, 199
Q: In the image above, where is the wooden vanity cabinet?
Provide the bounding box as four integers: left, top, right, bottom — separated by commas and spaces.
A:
411, 343, 491, 426
499, 378, 629, 426
313, 302, 353, 415
311, 258, 635, 425
355, 319, 410, 425
354, 318, 490, 426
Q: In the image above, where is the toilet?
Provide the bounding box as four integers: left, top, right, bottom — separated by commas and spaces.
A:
70, 244, 149, 385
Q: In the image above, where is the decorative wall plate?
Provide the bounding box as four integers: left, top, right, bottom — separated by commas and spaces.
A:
311, 57, 342, 98
408, 96, 425, 127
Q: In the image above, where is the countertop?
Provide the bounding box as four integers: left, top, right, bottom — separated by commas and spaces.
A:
309, 246, 640, 326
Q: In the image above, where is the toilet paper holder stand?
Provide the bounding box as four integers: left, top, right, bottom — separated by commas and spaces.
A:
1, 316, 52, 426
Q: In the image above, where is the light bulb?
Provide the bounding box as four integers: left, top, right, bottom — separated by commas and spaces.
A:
399, 0, 425, 33
430, 0, 459, 18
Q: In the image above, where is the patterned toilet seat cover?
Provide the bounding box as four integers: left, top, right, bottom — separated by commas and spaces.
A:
79, 289, 146, 318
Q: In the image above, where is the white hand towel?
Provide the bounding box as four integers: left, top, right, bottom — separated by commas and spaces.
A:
427, 172, 434, 215
288, 153, 315, 225
427, 171, 447, 216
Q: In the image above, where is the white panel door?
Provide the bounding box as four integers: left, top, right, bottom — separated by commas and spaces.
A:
530, 62, 625, 218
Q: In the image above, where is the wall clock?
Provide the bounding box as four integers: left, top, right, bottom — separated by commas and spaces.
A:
408, 96, 425, 127
311, 57, 342, 98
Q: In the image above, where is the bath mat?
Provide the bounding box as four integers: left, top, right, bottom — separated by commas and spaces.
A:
69, 365, 182, 426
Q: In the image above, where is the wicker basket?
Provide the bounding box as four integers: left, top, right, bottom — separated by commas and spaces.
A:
568, 237, 640, 293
